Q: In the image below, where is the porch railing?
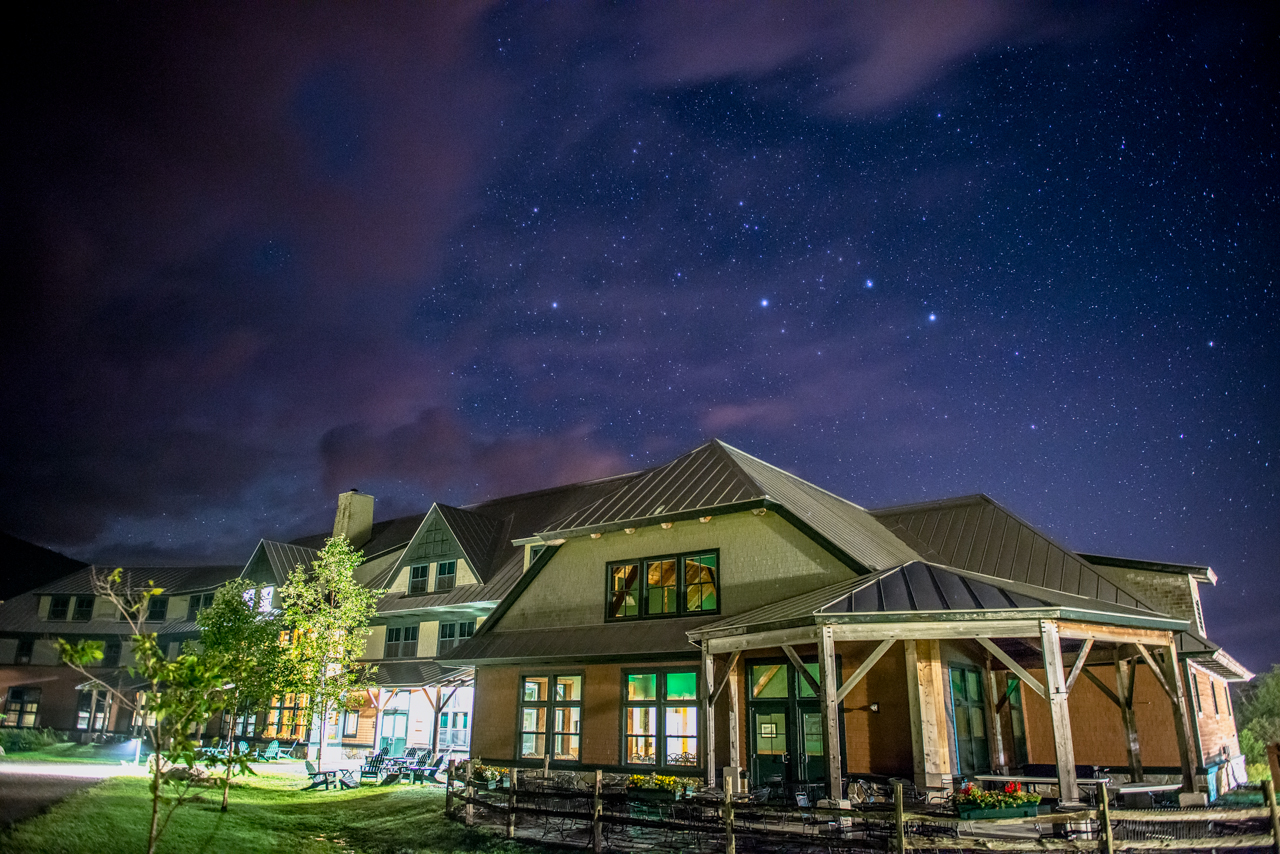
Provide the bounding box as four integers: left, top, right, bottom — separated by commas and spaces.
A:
444, 764, 1280, 854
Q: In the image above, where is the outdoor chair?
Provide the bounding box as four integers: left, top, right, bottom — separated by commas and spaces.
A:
408, 753, 447, 784
359, 749, 388, 782
236, 740, 249, 757
302, 760, 337, 791
258, 740, 283, 760
338, 769, 359, 789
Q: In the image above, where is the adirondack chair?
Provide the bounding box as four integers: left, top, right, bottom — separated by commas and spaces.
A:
338, 769, 359, 789
236, 740, 249, 757
359, 749, 388, 782
302, 760, 336, 791
408, 753, 448, 785
258, 740, 283, 760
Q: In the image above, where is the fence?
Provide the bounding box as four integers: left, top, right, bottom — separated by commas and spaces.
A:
444, 762, 1280, 854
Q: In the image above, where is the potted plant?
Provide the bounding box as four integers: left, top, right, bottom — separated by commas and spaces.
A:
955, 781, 1042, 819
627, 773, 685, 802
471, 762, 503, 789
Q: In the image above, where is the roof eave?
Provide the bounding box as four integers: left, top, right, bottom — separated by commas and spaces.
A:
534, 498, 767, 542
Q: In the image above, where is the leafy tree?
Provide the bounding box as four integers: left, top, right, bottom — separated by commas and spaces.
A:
60, 569, 234, 854
193, 578, 287, 811
279, 536, 382, 770
1235, 664, 1280, 770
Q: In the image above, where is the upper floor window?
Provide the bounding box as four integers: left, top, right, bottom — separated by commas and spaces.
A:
436, 560, 457, 592
408, 565, 430, 595
187, 592, 215, 622
606, 551, 719, 621
47, 595, 71, 621
384, 626, 419, 658
146, 597, 169, 623
71, 596, 94, 621
101, 639, 122, 668
14, 639, 33, 665
437, 620, 474, 653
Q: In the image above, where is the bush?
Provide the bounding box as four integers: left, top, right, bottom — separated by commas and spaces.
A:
1246, 763, 1272, 783
0, 727, 65, 752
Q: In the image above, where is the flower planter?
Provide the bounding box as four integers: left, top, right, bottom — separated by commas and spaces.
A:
956, 803, 1040, 820
628, 787, 679, 803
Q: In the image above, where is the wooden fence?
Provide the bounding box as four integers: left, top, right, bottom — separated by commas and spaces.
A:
444, 762, 1280, 854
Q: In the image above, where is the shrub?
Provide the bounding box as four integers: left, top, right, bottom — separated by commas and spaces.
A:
0, 727, 65, 752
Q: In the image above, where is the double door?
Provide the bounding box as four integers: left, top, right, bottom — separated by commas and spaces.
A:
747, 660, 839, 792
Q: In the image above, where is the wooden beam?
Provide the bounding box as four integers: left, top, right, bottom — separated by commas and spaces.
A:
1041, 620, 1079, 803
817, 625, 843, 799
977, 637, 1048, 700
983, 657, 1009, 774
1159, 642, 1197, 793
1135, 644, 1176, 702
782, 644, 822, 695
710, 651, 740, 706
835, 639, 895, 704
1056, 621, 1175, 646
905, 639, 951, 788
705, 626, 820, 653
1082, 666, 1123, 708
1064, 639, 1095, 694
727, 653, 741, 769
830, 619, 1041, 642
1114, 650, 1144, 783
751, 664, 782, 698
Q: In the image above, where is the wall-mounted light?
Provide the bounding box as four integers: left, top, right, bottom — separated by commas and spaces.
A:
868, 703, 880, 713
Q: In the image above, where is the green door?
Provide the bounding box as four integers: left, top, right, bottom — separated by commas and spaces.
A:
747, 660, 840, 793
750, 703, 789, 788
950, 666, 991, 776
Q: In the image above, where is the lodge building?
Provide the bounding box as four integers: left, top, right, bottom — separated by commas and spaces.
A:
0, 439, 1251, 800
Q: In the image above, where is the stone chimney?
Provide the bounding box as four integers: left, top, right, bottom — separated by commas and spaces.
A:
332, 489, 374, 550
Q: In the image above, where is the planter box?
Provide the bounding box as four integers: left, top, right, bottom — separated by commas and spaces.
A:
628, 787, 679, 803
957, 803, 1040, 820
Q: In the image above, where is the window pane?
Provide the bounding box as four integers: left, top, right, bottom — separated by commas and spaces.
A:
521, 706, 546, 733
609, 564, 640, 618
665, 672, 697, 701
966, 671, 982, 703
72, 597, 94, 621
799, 663, 820, 698
554, 734, 580, 760
627, 736, 657, 764
951, 668, 966, 702
48, 596, 69, 621
554, 705, 581, 735
555, 675, 582, 702
955, 703, 970, 738
523, 677, 548, 702
969, 706, 985, 739
646, 559, 677, 615
627, 706, 657, 737
751, 664, 787, 698
684, 554, 718, 612
628, 674, 657, 701
665, 705, 697, 737
803, 712, 824, 756
520, 733, 546, 758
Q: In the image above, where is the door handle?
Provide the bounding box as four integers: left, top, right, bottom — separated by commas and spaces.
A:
783, 753, 790, 763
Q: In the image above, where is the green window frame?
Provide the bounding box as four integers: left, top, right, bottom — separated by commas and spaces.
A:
520, 674, 583, 762
622, 669, 700, 769
408, 565, 430, 595
436, 560, 457, 592
606, 550, 719, 621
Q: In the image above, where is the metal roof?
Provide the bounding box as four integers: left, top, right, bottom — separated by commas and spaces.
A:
1079, 553, 1217, 585
539, 440, 918, 572
871, 495, 1157, 613
33, 564, 243, 596
691, 561, 1185, 640
435, 504, 508, 581
373, 660, 473, 688
244, 541, 319, 587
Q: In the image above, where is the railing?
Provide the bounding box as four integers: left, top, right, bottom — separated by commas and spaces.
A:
443, 763, 1280, 854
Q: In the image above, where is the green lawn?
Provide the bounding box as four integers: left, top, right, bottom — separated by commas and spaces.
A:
0, 740, 143, 764
0, 774, 551, 854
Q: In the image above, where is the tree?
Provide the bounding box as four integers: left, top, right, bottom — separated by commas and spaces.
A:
60, 569, 234, 854
279, 536, 382, 770
1235, 664, 1280, 771
193, 578, 287, 811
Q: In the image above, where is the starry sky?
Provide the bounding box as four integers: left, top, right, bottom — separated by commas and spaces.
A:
2, 2, 1276, 671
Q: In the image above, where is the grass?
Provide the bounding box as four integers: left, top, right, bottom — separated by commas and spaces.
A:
0, 741, 143, 764
0, 774, 554, 854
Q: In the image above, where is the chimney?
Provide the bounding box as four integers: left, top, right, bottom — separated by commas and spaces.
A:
333, 489, 374, 550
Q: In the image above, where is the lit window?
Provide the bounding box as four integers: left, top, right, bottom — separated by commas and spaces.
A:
3, 687, 41, 728
607, 551, 718, 621
623, 670, 699, 768
408, 565, 430, 595
264, 694, 308, 741
343, 711, 360, 738
520, 675, 582, 761
436, 560, 457, 592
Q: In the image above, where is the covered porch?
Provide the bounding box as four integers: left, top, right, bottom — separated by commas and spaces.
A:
690, 561, 1197, 803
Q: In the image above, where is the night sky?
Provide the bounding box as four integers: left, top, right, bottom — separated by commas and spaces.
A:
2, 3, 1276, 671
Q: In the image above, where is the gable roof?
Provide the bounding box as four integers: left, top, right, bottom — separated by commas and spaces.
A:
539, 440, 918, 572
433, 504, 509, 582
33, 564, 242, 596
0, 532, 88, 601
870, 494, 1156, 613
242, 540, 319, 587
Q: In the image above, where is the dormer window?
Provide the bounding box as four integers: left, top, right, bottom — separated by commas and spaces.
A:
72, 596, 94, 622
146, 597, 169, 623
408, 565, 430, 595
48, 595, 71, 621
436, 560, 457, 592
606, 551, 719, 621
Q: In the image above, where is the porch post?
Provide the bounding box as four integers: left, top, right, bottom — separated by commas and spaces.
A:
1040, 620, 1079, 803
702, 643, 716, 787
1113, 650, 1143, 782
728, 653, 741, 770
817, 625, 843, 799
905, 639, 951, 789
1160, 642, 1197, 793
981, 656, 1008, 774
